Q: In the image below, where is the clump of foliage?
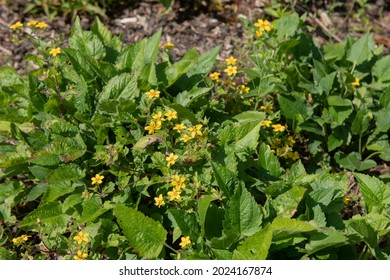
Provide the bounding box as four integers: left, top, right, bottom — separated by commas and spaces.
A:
1, 13, 389, 260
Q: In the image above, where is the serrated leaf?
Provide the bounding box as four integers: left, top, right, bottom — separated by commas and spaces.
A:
233, 225, 272, 260
41, 182, 75, 204
113, 205, 166, 259
20, 201, 69, 230
211, 162, 238, 199
78, 196, 111, 224
46, 163, 85, 183
98, 73, 139, 101
223, 185, 262, 239
353, 172, 390, 213
276, 12, 300, 38
278, 93, 313, 121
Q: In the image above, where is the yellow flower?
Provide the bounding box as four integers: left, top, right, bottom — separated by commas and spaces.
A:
277, 146, 287, 157
165, 110, 177, 121
73, 250, 88, 260
91, 174, 104, 185
171, 174, 186, 190
260, 120, 272, 127
343, 196, 351, 205
10, 21, 23, 30
167, 188, 181, 201
286, 136, 296, 147
260, 105, 273, 113
209, 72, 220, 82
286, 151, 300, 161
225, 56, 237, 65
165, 42, 175, 49
145, 120, 162, 134
187, 124, 203, 138
35, 21, 48, 29
152, 111, 166, 122
239, 85, 250, 94
166, 153, 179, 167
12, 234, 30, 246
179, 236, 191, 248
49, 47, 62, 57
272, 124, 286, 133
224, 65, 237, 77
73, 231, 89, 244
180, 134, 193, 143
26, 20, 38, 27
173, 123, 186, 133
351, 77, 360, 87
254, 19, 272, 32
145, 89, 160, 99
154, 194, 165, 208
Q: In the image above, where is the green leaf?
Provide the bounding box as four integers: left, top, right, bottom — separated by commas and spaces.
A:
113, 205, 167, 259
174, 87, 211, 107
304, 227, 348, 255
69, 17, 106, 60
132, 134, 165, 151
318, 72, 337, 95
211, 162, 238, 199
47, 163, 85, 183
258, 143, 281, 178
271, 217, 317, 241
98, 73, 139, 101
278, 93, 313, 121
372, 55, 390, 83
233, 225, 272, 260
167, 209, 199, 242
20, 201, 69, 231
351, 105, 371, 135
197, 195, 214, 238
335, 152, 376, 171
327, 126, 350, 151
276, 12, 300, 38
165, 48, 198, 87
41, 182, 76, 204
375, 105, 390, 133
233, 111, 265, 123
271, 186, 306, 218
353, 173, 390, 213
78, 196, 111, 224
347, 33, 375, 65
223, 185, 262, 239
323, 42, 346, 61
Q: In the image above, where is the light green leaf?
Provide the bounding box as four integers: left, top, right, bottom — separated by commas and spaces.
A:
174, 87, 211, 107
98, 73, 139, 101
132, 134, 165, 151
276, 12, 300, 38
233, 225, 272, 260
113, 205, 167, 259
347, 33, 375, 65
271, 217, 317, 241
78, 196, 111, 224
304, 227, 348, 255
165, 48, 198, 87
353, 172, 390, 213
47, 163, 85, 183
271, 185, 306, 218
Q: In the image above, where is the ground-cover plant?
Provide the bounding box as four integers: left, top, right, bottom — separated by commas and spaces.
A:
1, 15, 389, 260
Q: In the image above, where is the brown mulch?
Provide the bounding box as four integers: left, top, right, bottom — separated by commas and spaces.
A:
1, 0, 389, 73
